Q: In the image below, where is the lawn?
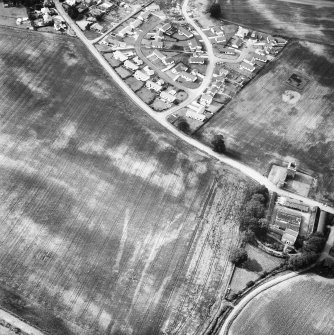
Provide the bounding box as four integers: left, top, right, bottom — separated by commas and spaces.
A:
197, 41, 334, 202
219, 0, 334, 44
229, 273, 334, 335
0, 27, 250, 335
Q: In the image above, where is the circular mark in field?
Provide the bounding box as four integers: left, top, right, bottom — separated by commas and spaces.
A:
282, 90, 301, 104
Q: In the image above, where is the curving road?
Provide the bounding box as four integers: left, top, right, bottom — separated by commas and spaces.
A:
54, 0, 334, 215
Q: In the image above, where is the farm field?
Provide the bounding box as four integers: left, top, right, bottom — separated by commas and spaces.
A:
0, 27, 250, 335
197, 41, 334, 202
229, 273, 334, 335
219, 0, 334, 45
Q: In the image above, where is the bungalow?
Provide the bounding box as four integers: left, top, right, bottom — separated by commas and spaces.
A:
275, 37, 287, 46
240, 61, 255, 72
118, 26, 132, 37
99, 2, 114, 10
160, 22, 172, 33
180, 71, 197, 82
235, 26, 249, 38
162, 57, 175, 66
90, 23, 104, 33
250, 31, 263, 40
130, 19, 142, 29
219, 48, 235, 55
146, 3, 160, 11
215, 35, 226, 44
255, 48, 266, 56
244, 56, 255, 65
134, 70, 150, 82
211, 26, 224, 36
138, 11, 150, 21
171, 62, 188, 74
155, 30, 164, 40
143, 65, 154, 76
188, 39, 201, 51
146, 80, 162, 92
188, 101, 205, 114
76, 20, 91, 31
113, 50, 128, 62
186, 109, 205, 122
207, 86, 219, 96
219, 68, 229, 77
189, 57, 205, 64
152, 40, 163, 48
153, 49, 166, 60
133, 56, 143, 65
200, 94, 213, 106
253, 53, 267, 62
160, 91, 176, 102
231, 38, 243, 49
124, 60, 139, 71
178, 26, 193, 38
76, 4, 89, 14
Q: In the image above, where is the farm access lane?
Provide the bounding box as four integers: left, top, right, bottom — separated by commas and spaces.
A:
54, 1, 334, 216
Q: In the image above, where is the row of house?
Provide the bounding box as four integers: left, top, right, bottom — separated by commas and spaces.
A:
200, 77, 225, 106
118, 10, 152, 37
186, 101, 206, 121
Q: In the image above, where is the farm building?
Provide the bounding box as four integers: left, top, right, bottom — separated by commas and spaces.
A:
134, 70, 150, 81
124, 60, 139, 71
146, 80, 162, 92
186, 109, 206, 121
178, 26, 193, 38
180, 71, 197, 82
160, 91, 176, 102
231, 38, 243, 49
240, 61, 255, 72
189, 57, 205, 64
200, 94, 213, 106
277, 197, 309, 213
113, 50, 128, 62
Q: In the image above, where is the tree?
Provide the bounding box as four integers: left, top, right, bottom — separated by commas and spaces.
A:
251, 194, 265, 203
229, 247, 248, 266
242, 229, 255, 244
211, 134, 226, 153
68, 6, 79, 20
288, 252, 318, 270
303, 235, 326, 253
209, 3, 221, 18
175, 118, 190, 134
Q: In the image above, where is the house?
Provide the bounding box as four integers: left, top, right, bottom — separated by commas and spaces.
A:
124, 60, 139, 71
178, 26, 193, 38
160, 22, 172, 33
152, 40, 163, 48
155, 30, 164, 40
90, 22, 104, 32
235, 26, 249, 38
138, 11, 151, 21
41, 7, 50, 14
130, 19, 142, 29
43, 12, 53, 24
200, 94, 213, 106
113, 50, 128, 62
219, 68, 229, 77
146, 80, 162, 92
211, 26, 224, 36
118, 26, 132, 37
146, 3, 160, 11
207, 86, 219, 96
66, 0, 76, 6
186, 109, 206, 121
156, 79, 164, 86
282, 229, 299, 245
277, 197, 309, 213
160, 91, 176, 102
188, 101, 205, 114
76, 4, 89, 14
240, 61, 255, 72
180, 71, 197, 82
253, 53, 267, 62
220, 48, 235, 55
99, 2, 114, 10
231, 38, 243, 49
134, 70, 150, 81
143, 65, 154, 76
171, 62, 188, 74
267, 35, 277, 45
215, 35, 226, 44
133, 56, 143, 65
275, 37, 287, 46
244, 56, 255, 65
162, 57, 174, 66
189, 57, 205, 64
76, 20, 91, 31
188, 39, 201, 51
153, 49, 166, 60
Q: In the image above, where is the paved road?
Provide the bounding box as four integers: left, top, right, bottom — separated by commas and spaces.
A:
55, 0, 334, 215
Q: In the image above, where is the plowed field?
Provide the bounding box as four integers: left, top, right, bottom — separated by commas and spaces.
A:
0, 28, 248, 335
229, 274, 334, 335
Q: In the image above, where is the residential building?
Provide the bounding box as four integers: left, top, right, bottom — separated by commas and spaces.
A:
235, 26, 249, 38
253, 53, 267, 62
240, 61, 255, 72
180, 71, 197, 82
188, 101, 205, 114
146, 3, 160, 11
277, 197, 309, 212
113, 50, 128, 62
188, 39, 201, 51
153, 49, 166, 60
207, 86, 219, 96
162, 57, 174, 65
76, 20, 91, 31
267, 35, 277, 44
90, 23, 103, 32
244, 56, 255, 65
215, 35, 226, 44
143, 65, 154, 76
146, 80, 162, 92
160, 91, 176, 102
171, 62, 188, 74
134, 70, 150, 81
200, 94, 213, 106
138, 11, 150, 21
219, 68, 229, 76
152, 41, 163, 48
186, 109, 205, 121
160, 22, 172, 32
189, 57, 205, 64
231, 38, 243, 49
178, 26, 193, 38
99, 2, 114, 10
124, 60, 139, 71
275, 37, 287, 46
155, 30, 164, 40
130, 19, 142, 29
282, 229, 299, 245
133, 56, 143, 65
118, 26, 132, 37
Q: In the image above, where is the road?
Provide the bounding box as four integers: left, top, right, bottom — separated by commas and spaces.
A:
54, 1, 334, 216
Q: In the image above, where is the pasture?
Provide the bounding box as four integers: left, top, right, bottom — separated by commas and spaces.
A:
197, 41, 334, 201
0, 27, 249, 335
219, 0, 334, 45
229, 273, 334, 335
